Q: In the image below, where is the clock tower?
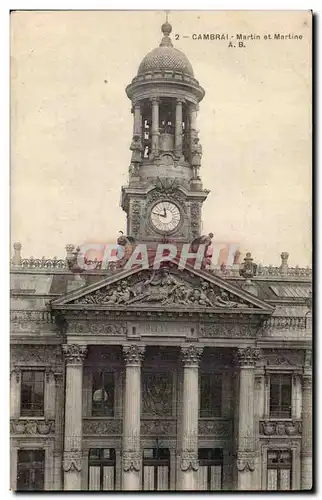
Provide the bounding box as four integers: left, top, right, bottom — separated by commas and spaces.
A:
121, 20, 209, 244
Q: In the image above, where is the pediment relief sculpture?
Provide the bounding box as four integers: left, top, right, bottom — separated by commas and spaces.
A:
71, 268, 253, 309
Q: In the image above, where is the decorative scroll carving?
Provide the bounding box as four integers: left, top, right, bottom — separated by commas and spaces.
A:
123, 345, 145, 365
235, 347, 261, 367
131, 200, 142, 236
236, 451, 255, 472
259, 420, 302, 436
62, 344, 87, 364
190, 202, 201, 239
181, 345, 203, 366
83, 419, 121, 435
71, 269, 253, 309
10, 310, 53, 323
11, 345, 62, 366
180, 451, 199, 472
262, 316, 308, 331
71, 322, 127, 335
265, 349, 303, 366
122, 451, 141, 472
198, 420, 230, 436
63, 451, 82, 472
141, 419, 176, 435
200, 324, 256, 338
142, 373, 172, 415
304, 349, 312, 367
10, 419, 55, 435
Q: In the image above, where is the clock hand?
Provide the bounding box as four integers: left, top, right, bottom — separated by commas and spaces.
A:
152, 211, 167, 218
163, 207, 167, 217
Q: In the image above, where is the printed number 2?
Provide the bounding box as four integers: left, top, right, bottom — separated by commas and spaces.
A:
175, 34, 179, 40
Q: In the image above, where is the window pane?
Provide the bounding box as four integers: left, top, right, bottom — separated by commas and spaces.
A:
103, 466, 115, 490
143, 466, 154, 490
89, 466, 101, 490
17, 450, 44, 491
280, 469, 291, 490
210, 465, 222, 490
197, 466, 208, 490
92, 371, 114, 416
267, 469, 278, 490
22, 371, 32, 382
143, 449, 154, 459
200, 374, 222, 417
157, 466, 169, 491
89, 448, 100, 460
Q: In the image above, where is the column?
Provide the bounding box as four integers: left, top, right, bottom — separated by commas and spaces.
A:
151, 97, 159, 156
53, 372, 64, 490
190, 103, 198, 132
10, 369, 21, 418
235, 347, 260, 490
122, 344, 145, 491
180, 345, 203, 491
175, 98, 183, 155
62, 344, 87, 491
301, 350, 312, 490
133, 103, 142, 136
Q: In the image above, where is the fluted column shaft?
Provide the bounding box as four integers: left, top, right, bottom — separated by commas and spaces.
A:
151, 97, 159, 156
175, 99, 183, 155
301, 350, 312, 490
62, 344, 87, 491
122, 345, 145, 491
133, 104, 142, 136
180, 345, 203, 491
10, 369, 21, 418
235, 347, 260, 490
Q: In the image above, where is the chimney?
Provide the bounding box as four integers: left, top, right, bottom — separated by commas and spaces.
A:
280, 252, 289, 276
12, 242, 22, 267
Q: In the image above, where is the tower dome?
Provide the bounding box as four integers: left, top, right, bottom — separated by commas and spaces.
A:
137, 21, 194, 77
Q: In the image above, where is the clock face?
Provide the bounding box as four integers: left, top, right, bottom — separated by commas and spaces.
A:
150, 201, 181, 233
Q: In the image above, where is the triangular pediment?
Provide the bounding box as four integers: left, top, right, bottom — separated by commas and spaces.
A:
50, 263, 274, 314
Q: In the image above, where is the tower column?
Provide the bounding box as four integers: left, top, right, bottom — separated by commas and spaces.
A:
301, 350, 312, 490
151, 97, 159, 156
190, 103, 198, 131
175, 98, 184, 156
62, 344, 87, 491
122, 345, 145, 491
133, 103, 142, 137
235, 347, 260, 490
180, 345, 203, 491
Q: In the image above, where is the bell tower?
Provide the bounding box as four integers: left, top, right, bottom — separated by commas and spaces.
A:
121, 20, 209, 243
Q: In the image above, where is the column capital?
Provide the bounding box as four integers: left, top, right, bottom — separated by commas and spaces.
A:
181, 345, 203, 367
190, 102, 199, 112
236, 451, 255, 472
180, 451, 199, 472
150, 96, 160, 104
122, 451, 141, 472
62, 344, 87, 365
63, 450, 82, 473
303, 372, 312, 389
176, 98, 185, 105
235, 346, 261, 367
123, 344, 145, 366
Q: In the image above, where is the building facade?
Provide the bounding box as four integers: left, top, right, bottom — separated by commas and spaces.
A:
10, 21, 312, 491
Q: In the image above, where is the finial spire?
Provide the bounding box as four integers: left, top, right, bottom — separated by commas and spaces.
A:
160, 12, 173, 47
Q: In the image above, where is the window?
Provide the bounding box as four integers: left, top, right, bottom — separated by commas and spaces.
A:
200, 374, 222, 417
267, 450, 292, 490
20, 371, 45, 417
198, 448, 223, 490
17, 450, 45, 491
142, 448, 170, 491
92, 371, 114, 416
269, 374, 292, 418
88, 448, 116, 490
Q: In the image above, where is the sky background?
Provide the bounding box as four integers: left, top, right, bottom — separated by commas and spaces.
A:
10, 10, 312, 265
